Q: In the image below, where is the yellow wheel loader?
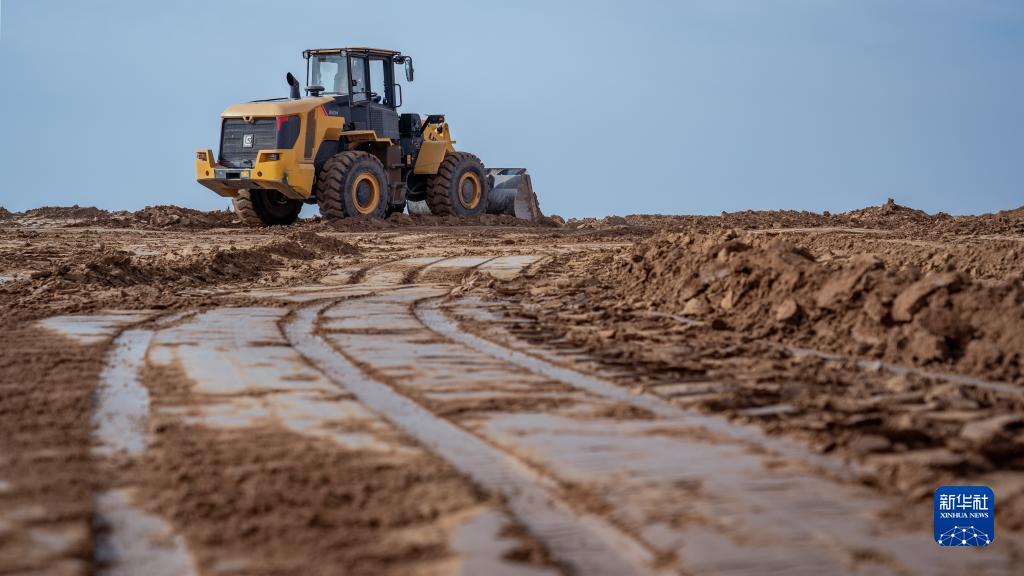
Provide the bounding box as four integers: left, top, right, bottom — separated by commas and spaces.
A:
195, 47, 540, 226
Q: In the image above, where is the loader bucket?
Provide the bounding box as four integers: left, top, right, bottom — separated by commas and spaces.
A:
485, 168, 543, 222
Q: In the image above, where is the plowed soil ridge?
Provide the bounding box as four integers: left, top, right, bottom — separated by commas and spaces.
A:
617, 230, 1024, 382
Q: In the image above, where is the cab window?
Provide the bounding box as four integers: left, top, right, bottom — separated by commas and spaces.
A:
369, 58, 387, 105
350, 56, 368, 102
310, 53, 348, 94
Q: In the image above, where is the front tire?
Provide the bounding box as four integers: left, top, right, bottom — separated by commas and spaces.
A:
426, 152, 489, 217
316, 151, 389, 221
233, 189, 302, 227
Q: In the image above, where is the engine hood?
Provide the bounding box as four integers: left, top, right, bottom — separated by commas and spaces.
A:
221, 96, 334, 118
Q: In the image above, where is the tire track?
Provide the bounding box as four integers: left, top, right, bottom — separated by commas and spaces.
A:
93, 256, 549, 574
416, 298, 860, 481
39, 252, 1020, 575
303, 283, 1018, 575
285, 302, 662, 576
91, 317, 199, 576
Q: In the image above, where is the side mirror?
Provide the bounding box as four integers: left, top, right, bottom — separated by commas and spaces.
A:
404, 58, 414, 82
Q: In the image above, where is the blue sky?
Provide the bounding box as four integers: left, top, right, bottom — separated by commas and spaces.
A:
0, 0, 1021, 217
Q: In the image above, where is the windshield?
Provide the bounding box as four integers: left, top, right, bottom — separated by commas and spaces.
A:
309, 53, 349, 94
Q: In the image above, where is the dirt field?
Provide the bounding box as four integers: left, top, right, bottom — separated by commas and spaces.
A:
1, 200, 1023, 575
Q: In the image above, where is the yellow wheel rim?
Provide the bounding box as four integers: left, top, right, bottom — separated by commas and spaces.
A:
457, 172, 482, 209
351, 173, 380, 214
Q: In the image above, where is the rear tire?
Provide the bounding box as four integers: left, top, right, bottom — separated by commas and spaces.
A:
233, 189, 302, 227
316, 151, 389, 221
426, 152, 489, 217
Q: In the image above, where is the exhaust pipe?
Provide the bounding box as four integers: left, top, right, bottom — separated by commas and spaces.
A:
286, 72, 301, 100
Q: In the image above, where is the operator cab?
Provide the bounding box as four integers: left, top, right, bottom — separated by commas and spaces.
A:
303, 48, 414, 140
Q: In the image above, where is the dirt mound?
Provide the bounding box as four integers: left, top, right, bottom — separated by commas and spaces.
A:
999, 205, 1024, 218
10, 204, 240, 230
285, 229, 360, 255
0, 206, 12, 220
603, 199, 1023, 239
112, 205, 239, 230
35, 246, 281, 288
841, 198, 941, 227
30, 231, 355, 289
22, 205, 109, 220
618, 231, 1024, 382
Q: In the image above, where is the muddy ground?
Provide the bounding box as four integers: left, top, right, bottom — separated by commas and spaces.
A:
1, 200, 1022, 575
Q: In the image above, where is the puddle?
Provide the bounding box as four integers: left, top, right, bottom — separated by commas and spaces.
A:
38, 311, 153, 345
94, 329, 154, 457
94, 489, 198, 576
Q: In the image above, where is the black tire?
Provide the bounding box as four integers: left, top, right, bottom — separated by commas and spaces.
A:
426, 152, 489, 217
232, 189, 302, 227
316, 151, 389, 220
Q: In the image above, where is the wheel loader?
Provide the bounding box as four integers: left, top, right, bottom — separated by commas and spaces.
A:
195, 47, 541, 226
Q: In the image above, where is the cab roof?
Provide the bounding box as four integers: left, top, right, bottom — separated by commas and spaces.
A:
303, 47, 402, 58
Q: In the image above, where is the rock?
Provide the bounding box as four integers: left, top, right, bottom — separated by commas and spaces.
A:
851, 320, 885, 346
882, 374, 915, 393
716, 240, 750, 261
682, 297, 710, 316
602, 215, 627, 226
774, 298, 801, 323
847, 434, 892, 454
720, 289, 742, 311
961, 415, 1024, 446
886, 447, 965, 469
906, 329, 948, 362
814, 255, 881, 309
678, 279, 709, 301
597, 328, 617, 339
891, 272, 962, 322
